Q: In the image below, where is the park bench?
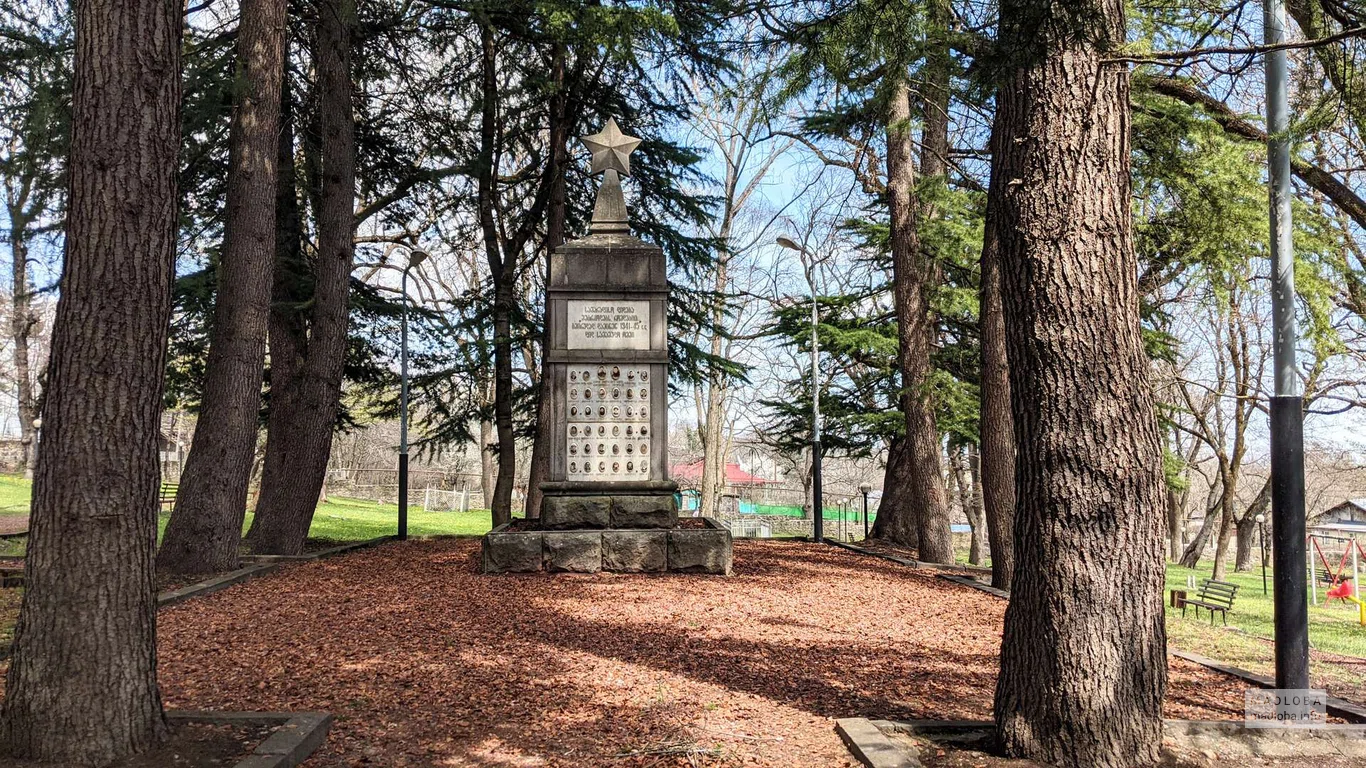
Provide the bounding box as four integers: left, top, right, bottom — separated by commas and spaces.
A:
1182, 578, 1239, 626
159, 483, 178, 509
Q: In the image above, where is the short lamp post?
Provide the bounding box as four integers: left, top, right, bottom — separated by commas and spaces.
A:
859, 483, 872, 540
776, 235, 823, 543
399, 247, 429, 542
1256, 512, 1269, 596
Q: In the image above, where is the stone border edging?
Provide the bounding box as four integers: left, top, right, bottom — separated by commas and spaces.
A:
168, 710, 332, 768
158, 563, 281, 608
838, 717, 1366, 767
835, 717, 918, 768
159, 535, 398, 607
241, 534, 398, 563
824, 539, 994, 576
1171, 649, 1366, 723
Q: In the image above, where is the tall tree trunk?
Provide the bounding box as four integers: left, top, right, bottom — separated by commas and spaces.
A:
978, 132, 1016, 589
952, 444, 983, 565
885, 78, 951, 562
0, 0, 179, 755
476, 20, 514, 528
8, 209, 37, 474
1167, 486, 1185, 562
523, 44, 569, 521
249, 0, 356, 554
871, 436, 918, 548
1179, 479, 1222, 568
480, 417, 496, 510
967, 444, 987, 566
159, 0, 285, 574
990, 0, 1168, 763
1235, 479, 1271, 572
1210, 487, 1236, 580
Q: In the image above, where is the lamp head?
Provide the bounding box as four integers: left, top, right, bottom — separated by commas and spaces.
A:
776, 236, 802, 252
1255, 513, 1266, 524
408, 248, 429, 269
859, 483, 872, 495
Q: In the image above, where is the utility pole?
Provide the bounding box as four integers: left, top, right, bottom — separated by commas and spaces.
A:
1265, 0, 1309, 692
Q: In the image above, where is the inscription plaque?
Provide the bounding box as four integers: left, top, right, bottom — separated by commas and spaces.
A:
565, 364, 651, 480
567, 300, 650, 350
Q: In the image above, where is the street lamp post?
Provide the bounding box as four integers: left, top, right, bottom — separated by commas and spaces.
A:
1265, 0, 1309, 692
1257, 512, 1269, 596
860, 483, 871, 541
399, 247, 429, 542
777, 236, 823, 543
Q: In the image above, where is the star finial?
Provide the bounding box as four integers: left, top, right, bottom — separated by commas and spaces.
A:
581, 118, 641, 177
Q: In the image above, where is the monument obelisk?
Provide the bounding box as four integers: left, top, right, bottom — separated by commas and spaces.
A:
481, 119, 731, 574
538, 118, 677, 526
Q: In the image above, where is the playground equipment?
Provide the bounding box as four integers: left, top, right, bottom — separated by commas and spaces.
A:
1308, 527, 1366, 625
1325, 580, 1366, 625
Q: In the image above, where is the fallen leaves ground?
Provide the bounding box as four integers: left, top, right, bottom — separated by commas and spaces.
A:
156, 539, 1250, 767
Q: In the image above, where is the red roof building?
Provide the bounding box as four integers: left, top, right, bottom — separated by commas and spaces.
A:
670, 460, 769, 486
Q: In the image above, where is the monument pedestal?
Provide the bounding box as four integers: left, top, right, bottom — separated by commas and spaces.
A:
479, 120, 731, 575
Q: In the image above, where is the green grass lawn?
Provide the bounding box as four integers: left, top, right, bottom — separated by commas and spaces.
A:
272, 495, 492, 540
1165, 561, 1366, 702
1166, 562, 1366, 658
0, 475, 494, 557
0, 474, 31, 517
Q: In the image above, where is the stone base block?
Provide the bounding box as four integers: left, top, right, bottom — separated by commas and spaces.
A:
602, 530, 667, 572
668, 528, 733, 575
482, 531, 543, 573
541, 495, 611, 529
545, 531, 602, 573
481, 519, 731, 575
611, 495, 678, 529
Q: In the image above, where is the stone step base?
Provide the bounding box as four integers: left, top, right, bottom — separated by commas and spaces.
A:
482, 520, 732, 575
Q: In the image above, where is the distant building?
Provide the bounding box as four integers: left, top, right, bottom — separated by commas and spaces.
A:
1316, 499, 1366, 527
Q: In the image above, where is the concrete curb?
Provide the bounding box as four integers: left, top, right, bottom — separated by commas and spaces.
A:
241, 534, 398, 564
1171, 649, 1366, 723
169, 710, 332, 768
158, 563, 281, 608
835, 718, 918, 768
937, 573, 1011, 599
160, 535, 398, 607
824, 540, 994, 576
839, 718, 1366, 766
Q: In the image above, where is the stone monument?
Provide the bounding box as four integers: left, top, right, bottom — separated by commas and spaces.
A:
481, 119, 732, 574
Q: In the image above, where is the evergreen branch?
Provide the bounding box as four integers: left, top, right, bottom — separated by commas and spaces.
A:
1143, 76, 1366, 232
1107, 26, 1366, 65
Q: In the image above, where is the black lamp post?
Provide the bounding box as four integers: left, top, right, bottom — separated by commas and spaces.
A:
860, 483, 871, 540
398, 246, 429, 541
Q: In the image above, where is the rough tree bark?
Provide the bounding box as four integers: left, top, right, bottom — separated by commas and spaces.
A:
871, 437, 919, 547
990, 0, 1169, 763
883, 77, 952, 562
0, 0, 179, 757
159, 0, 285, 574
248, 0, 356, 554
978, 128, 1016, 589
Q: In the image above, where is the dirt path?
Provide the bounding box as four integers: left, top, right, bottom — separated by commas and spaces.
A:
156, 539, 1250, 767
